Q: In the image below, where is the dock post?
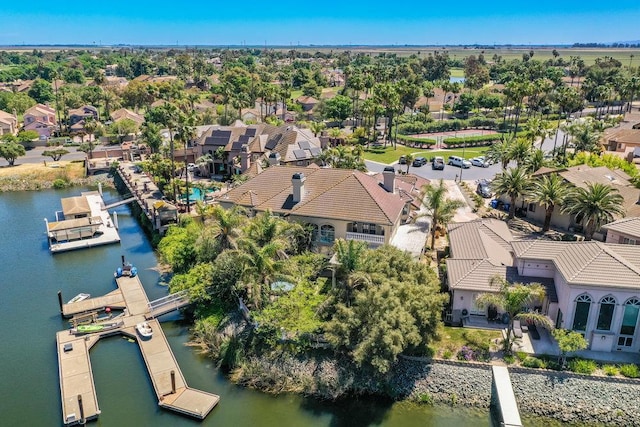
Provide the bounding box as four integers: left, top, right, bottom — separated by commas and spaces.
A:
121, 255, 126, 267
171, 370, 176, 394
78, 394, 85, 425
98, 182, 103, 196
58, 291, 63, 314
113, 211, 119, 230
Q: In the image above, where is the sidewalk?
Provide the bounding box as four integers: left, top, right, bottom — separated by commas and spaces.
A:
442, 179, 479, 223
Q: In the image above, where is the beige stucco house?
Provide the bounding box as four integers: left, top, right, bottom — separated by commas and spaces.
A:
0, 110, 18, 135
446, 218, 640, 354
602, 217, 640, 245
218, 165, 427, 250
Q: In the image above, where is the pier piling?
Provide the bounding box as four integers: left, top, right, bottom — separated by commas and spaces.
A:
58, 291, 63, 314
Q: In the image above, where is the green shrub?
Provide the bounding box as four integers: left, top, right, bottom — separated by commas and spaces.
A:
620, 364, 640, 378
603, 365, 619, 376
442, 349, 453, 359
52, 178, 67, 189
568, 358, 597, 374
418, 393, 433, 405
503, 354, 515, 365
515, 351, 528, 362
522, 356, 547, 369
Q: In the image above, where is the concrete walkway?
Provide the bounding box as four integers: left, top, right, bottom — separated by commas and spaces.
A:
443, 179, 479, 223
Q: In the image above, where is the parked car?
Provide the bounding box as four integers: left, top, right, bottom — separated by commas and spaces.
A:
432, 156, 445, 170
471, 157, 490, 168
448, 155, 471, 168
187, 163, 196, 171
412, 156, 427, 167
399, 156, 407, 165
476, 179, 492, 198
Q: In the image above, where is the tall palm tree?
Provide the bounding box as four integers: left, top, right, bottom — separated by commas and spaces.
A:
526, 117, 552, 147
244, 210, 289, 248
417, 180, 465, 249
562, 183, 625, 240
476, 276, 551, 354
404, 153, 414, 174
530, 173, 570, 232
491, 166, 531, 219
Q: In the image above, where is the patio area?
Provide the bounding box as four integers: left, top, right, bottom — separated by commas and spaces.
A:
464, 318, 640, 364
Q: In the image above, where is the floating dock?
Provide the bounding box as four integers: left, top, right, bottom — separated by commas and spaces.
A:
46, 191, 121, 253
56, 271, 219, 425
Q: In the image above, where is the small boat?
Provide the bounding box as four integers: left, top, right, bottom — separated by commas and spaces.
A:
76, 324, 105, 333
67, 293, 90, 304
136, 322, 153, 338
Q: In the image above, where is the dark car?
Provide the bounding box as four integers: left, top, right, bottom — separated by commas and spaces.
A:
476, 179, 492, 198
399, 156, 407, 165
412, 156, 427, 167
432, 156, 445, 170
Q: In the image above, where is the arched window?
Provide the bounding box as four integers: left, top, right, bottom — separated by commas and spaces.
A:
572, 294, 592, 332
596, 296, 616, 331
620, 298, 640, 337
319, 224, 335, 244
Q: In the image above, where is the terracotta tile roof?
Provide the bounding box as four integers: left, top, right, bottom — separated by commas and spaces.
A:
511, 240, 640, 288
220, 166, 405, 225
605, 129, 640, 145
602, 217, 640, 238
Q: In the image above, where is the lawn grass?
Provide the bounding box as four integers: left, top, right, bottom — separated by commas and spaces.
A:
429, 326, 502, 359
450, 68, 464, 78
364, 144, 489, 164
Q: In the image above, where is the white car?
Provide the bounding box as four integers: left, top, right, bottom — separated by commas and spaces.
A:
471, 157, 490, 168
187, 163, 196, 171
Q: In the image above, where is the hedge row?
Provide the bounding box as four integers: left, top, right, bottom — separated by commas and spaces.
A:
397, 135, 437, 146
442, 134, 503, 147
398, 117, 499, 135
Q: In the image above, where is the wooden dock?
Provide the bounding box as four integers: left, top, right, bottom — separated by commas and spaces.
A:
56, 271, 219, 425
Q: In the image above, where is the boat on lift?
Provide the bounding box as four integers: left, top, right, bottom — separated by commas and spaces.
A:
135, 321, 153, 338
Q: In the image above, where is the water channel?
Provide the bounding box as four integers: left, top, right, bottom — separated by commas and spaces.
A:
0, 187, 552, 426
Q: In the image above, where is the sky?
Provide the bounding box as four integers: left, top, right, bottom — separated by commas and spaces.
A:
1, 1, 639, 46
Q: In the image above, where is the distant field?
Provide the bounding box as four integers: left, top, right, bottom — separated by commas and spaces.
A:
274, 46, 640, 66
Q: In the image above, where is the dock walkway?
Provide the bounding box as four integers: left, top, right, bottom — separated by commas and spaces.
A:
56, 272, 218, 426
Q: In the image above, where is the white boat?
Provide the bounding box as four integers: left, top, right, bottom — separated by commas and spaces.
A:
67, 293, 90, 304
136, 322, 153, 338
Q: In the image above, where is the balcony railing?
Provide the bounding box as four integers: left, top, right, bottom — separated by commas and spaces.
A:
345, 231, 385, 245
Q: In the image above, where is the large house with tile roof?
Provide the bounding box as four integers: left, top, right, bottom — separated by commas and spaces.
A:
447, 218, 640, 353
513, 165, 640, 233
23, 103, 57, 138
196, 123, 324, 177
218, 165, 427, 249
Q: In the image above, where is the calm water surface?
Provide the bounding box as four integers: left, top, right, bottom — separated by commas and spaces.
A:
0, 187, 507, 426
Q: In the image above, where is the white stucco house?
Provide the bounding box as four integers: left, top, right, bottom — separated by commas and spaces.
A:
447, 218, 640, 353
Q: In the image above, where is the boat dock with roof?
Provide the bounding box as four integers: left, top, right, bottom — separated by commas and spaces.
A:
56, 261, 219, 425
45, 190, 121, 253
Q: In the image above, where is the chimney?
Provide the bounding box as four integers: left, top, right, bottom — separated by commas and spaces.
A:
319, 136, 330, 149
268, 152, 281, 166
382, 166, 395, 193
240, 144, 251, 172
292, 172, 306, 203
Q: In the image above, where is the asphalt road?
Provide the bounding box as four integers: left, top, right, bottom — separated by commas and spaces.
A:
0, 146, 86, 167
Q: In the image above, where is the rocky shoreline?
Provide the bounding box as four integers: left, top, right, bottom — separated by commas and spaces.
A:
0, 174, 113, 192
230, 353, 640, 426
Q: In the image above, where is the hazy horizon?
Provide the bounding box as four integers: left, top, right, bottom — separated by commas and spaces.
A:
1, 1, 639, 46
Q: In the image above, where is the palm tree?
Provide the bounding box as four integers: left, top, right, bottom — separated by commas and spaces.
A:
237, 238, 284, 309
525, 148, 548, 174
509, 137, 533, 167
476, 276, 552, 354
491, 166, 531, 219
244, 210, 289, 248
562, 183, 625, 240
309, 121, 326, 137
203, 205, 246, 251
530, 173, 570, 232
404, 153, 414, 174
526, 117, 552, 147
417, 180, 465, 249
332, 239, 370, 304
486, 134, 515, 169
